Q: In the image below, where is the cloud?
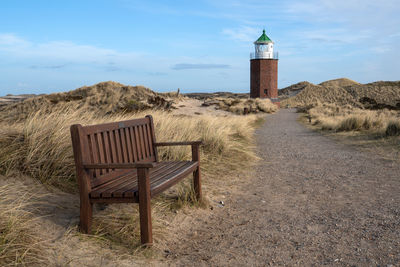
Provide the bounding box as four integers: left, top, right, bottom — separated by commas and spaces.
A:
222, 26, 259, 42
300, 29, 372, 45
147, 72, 168, 76
0, 33, 29, 46
0, 33, 142, 64
29, 64, 67, 69
172, 63, 230, 70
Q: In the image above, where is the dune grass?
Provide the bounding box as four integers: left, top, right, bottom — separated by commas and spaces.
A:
202, 97, 278, 115
0, 180, 47, 266
385, 120, 400, 136
306, 103, 400, 136
0, 107, 262, 255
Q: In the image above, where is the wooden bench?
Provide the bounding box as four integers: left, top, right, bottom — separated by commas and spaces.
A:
70, 115, 202, 245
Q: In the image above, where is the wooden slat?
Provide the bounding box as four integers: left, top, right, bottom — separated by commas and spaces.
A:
100, 173, 134, 198
92, 175, 132, 198
142, 124, 150, 159
134, 126, 143, 160
97, 133, 106, 175
129, 127, 138, 162
102, 132, 111, 173
119, 128, 129, 163
114, 129, 123, 163
90, 134, 101, 178
146, 115, 158, 162
90, 170, 132, 194
86, 135, 95, 180
84, 162, 156, 169
130, 162, 190, 198
89, 161, 198, 200
83, 118, 148, 135
138, 125, 146, 160
91, 162, 171, 198
90, 162, 187, 198
108, 130, 117, 164
124, 127, 134, 163
154, 141, 203, 146
151, 162, 198, 196
91, 197, 137, 203
118, 161, 184, 198
90, 169, 131, 193
112, 162, 177, 198
149, 162, 193, 190
145, 124, 154, 158
146, 162, 187, 188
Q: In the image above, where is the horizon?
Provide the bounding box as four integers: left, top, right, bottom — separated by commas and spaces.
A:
1, 0, 399, 95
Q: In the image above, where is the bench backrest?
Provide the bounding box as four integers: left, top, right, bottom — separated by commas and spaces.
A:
70, 115, 158, 190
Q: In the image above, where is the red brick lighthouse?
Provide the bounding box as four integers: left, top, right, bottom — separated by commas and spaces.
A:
250, 29, 279, 107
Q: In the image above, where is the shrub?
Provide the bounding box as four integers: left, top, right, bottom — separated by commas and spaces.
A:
385, 120, 400, 136
337, 116, 364, 131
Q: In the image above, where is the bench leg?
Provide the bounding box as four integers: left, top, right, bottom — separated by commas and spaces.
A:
138, 168, 153, 246
80, 198, 93, 234
193, 166, 202, 200
192, 144, 202, 201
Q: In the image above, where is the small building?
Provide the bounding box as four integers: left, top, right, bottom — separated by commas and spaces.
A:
250, 29, 279, 107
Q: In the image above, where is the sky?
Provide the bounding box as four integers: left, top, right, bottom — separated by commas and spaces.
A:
1, 0, 399, 95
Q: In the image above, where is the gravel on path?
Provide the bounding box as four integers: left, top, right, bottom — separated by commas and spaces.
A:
166, 109, 400, 266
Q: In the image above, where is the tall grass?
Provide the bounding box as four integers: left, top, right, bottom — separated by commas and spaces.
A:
203, 97, 277, 115
0, 181, 47, 266
385, 120, 400, 136
308, 103, 400, 135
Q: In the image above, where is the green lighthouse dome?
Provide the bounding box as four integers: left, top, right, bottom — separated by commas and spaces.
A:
254, 29, 273, 44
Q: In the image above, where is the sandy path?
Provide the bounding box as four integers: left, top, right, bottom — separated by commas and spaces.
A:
165, 109, 400, 266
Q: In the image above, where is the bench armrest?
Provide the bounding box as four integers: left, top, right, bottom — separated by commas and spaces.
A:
82, 162, 156, 169
154, 141, 203, 147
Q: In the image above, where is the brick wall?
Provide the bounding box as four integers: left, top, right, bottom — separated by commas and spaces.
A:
250, 59, 278, 99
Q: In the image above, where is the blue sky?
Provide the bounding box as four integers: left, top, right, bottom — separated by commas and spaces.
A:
1, 0, 399, 95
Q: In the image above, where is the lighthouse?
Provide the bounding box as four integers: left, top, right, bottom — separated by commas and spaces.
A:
250, 29, 279, 107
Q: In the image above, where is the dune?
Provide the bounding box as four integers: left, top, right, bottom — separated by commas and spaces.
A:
0, 81, 176, 122
280, 78, 400, 109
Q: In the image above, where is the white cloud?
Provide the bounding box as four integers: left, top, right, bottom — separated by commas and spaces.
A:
300, 29, 372, 44
0, 33, 29, 46
0, 34, 143, 64
0, 33, 152, 75
222, 26, 259, 42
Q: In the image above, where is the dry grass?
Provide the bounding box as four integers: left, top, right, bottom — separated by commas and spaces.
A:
307, 103, 400, 135
0, 107, 261, 253
0, 81, 179, 123
0, 179, 47, 266
385, 120, 400, 136
203, 97, 278, 115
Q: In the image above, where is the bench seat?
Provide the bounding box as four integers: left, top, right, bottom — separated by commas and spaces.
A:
89, 161, 198, 201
